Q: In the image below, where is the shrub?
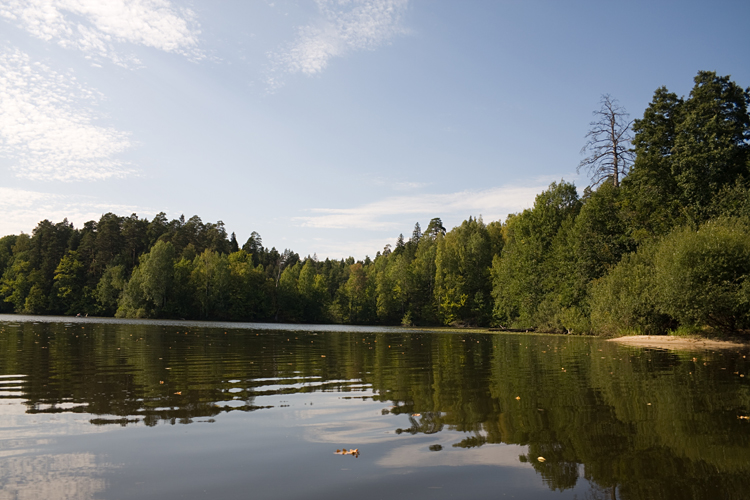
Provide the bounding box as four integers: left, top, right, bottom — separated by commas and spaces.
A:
589, 244, 669, 335
654, 218, 750, 333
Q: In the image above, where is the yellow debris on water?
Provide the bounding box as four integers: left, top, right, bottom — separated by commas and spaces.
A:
335, 448, 360, 457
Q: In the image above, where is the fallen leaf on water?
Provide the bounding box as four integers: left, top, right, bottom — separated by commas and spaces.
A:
174, 391, 182, 395
538, 457, 546, 462
335, 448, 360, 457
515, 396, 521, 400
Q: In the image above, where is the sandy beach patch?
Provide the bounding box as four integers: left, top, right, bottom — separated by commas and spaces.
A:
608, 335, 750, 350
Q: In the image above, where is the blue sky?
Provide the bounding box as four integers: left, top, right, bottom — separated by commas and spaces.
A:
1, 0, 749, 259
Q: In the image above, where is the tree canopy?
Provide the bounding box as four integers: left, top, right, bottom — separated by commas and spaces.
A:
2, 71, 749, 335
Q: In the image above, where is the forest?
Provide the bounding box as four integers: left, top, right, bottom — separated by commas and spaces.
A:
1, 71, 749, 336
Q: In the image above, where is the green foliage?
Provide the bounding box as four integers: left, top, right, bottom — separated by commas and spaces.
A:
118, 241, 178, 318
375, 252, 409, 324
435, 216, 492, 325
0, 235, 16, 278
589, 245, 666, 335
51, 250, 86, 314
96, 265, 126, 316
116, 266, 148, 318
191, 249, 231, 319
0, 234, 33, 313
140, 240, 176, 311
624, 72, 750, 238
338, 262, 376, 324
591, 218, 750, 335
225, 251, 273, 321
276, 262, 302, 322
653, 218, 750, 333
491, 181, 580, 328
623, 86, 683, 239
672, 72, 750, 210
24, 285, 47, 314
574, 183, 633, 284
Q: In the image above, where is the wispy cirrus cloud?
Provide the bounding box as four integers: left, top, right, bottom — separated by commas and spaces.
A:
0, 0, 202, 66
295, 184, 546, 230
267, 0, 408, 90
0, 48, 133, 181
365, 174, 429, 191
0, 186, 150, 235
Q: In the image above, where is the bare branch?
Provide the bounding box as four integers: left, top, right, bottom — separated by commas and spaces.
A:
578, 94, 634, 188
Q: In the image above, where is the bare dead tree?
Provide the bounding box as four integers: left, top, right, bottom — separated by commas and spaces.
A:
578, 94, 634, 188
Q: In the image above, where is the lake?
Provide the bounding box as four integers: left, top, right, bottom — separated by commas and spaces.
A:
1, 315, 749, 500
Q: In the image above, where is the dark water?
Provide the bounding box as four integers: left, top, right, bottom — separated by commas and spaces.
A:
2, 315, 750, 500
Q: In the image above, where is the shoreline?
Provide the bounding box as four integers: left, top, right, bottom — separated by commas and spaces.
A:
608, 335, 750, 350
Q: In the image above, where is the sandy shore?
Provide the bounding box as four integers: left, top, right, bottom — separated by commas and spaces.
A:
608, 335, 750, 350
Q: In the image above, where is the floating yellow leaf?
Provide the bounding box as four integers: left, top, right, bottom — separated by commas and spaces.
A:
515, 396, 521, 400
538, 457, 546, 462
335, 448, 360, 457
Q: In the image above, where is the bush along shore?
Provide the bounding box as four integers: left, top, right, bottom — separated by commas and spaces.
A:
2, 71, 750, 337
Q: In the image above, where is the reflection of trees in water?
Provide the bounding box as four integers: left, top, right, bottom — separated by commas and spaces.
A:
394, 412, 444, 435
3, 322, 750, 499
360, 333, 750, 500
581, 483, 618, 500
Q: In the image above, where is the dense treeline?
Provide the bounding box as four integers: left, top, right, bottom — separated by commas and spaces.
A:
2, 71, 749, 335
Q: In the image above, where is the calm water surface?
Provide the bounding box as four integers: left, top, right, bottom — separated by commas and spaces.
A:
1, 315, 750, 500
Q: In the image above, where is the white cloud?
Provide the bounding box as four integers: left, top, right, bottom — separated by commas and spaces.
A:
0, 48, 133, 181
267, 0, 408, 89
0, 0, 202, 66
294, 184, 545, 230
391, 180, 428, 191
307, 236, 396, 260
0, 187, 150, 235
378, 438, 530, 470
0, 453, 109, 500
365, 175, 429, 191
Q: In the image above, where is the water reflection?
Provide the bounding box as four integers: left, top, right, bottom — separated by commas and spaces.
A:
1, 317, 750, 499
0, 452, 110, 500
